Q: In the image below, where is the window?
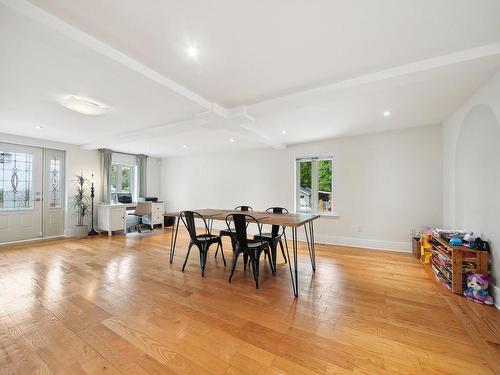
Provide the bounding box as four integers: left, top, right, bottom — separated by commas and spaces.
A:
48, 157, 62, 208
110, 164, 137, 203
0, 151, 33, 210
295, 156, 333, 214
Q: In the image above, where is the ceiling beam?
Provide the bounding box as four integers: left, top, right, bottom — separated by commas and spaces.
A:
249, 42, 500, 115
81, 105, 285, 150
2, 0, 286, 151
0, 0, 215, 111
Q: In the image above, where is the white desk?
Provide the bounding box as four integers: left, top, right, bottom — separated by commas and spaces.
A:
98, 202, 165, 236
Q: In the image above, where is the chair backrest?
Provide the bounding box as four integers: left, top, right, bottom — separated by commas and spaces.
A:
266, 207, 289, 236
234, 205, 252, 211
180, 211, 210, 241
225, 213, 262, 248
134, 202, 152, 216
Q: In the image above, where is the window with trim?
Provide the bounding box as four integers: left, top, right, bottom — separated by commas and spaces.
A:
110, 164, 137, 203
295, 156, 333, 214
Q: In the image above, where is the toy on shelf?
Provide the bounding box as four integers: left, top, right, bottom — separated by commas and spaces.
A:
463, 273, 494, 305
420, 234, 433, 264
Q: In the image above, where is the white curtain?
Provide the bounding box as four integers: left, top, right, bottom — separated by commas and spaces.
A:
137, 154, 148, 198
99, 149, 113, 203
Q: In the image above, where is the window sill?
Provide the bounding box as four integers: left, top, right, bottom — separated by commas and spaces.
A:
318, 212, 339, 217
297, 211, 339, 217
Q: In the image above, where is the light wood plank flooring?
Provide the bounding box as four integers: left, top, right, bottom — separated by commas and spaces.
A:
0, 229, 499, 374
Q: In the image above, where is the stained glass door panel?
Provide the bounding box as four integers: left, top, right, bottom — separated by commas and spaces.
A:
0, 143, 42, 242
43, 149, 65, 237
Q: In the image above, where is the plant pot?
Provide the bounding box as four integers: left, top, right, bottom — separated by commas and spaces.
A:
74, 225, 89, 238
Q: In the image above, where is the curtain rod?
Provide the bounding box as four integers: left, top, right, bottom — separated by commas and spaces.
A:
98, 149, 148, 157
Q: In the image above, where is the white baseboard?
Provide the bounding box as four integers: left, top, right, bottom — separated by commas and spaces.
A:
0, 235, 66, 247
311, 234, 412, 253
206, 220, 411, 253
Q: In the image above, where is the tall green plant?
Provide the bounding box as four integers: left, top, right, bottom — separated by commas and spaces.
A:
72, 174, 90, 226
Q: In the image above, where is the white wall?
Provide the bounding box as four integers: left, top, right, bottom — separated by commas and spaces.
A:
161, 124, 443, 251
0, 133, 162, 236
443, 72, 500, 306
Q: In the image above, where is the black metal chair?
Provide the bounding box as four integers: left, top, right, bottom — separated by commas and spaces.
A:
180, 211, 226, 276
253, 207, 288, 267
226, 213, 275, 289
215, 205, 252, 258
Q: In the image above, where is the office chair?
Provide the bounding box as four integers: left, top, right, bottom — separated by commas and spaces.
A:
128, 201, 152, 233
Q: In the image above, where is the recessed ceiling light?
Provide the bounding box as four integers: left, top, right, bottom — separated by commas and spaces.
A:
61, 95, 110, 115
186, 45, 199, 59
383, 110, 391, 117
281, 130, 287, 135
229, 137, 235, 143
34, 125, 43, 129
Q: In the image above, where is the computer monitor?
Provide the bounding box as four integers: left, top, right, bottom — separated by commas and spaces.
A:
117, 193, 132, 204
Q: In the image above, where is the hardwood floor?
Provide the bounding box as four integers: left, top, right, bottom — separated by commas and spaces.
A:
1, 229, 499, 374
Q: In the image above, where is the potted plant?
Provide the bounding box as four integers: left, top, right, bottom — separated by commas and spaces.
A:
72, 173, 91, 238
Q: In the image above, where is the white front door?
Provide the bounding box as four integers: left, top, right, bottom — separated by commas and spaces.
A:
43, 148, 65, 237
0, 143, 43, 242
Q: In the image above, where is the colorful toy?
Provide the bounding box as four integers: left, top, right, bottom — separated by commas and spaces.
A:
449, 237, 463, 246
420, 234, 432, 264
463, 273, 494, 305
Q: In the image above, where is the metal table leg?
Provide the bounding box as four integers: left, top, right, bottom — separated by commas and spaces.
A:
284, 227, 299, 297
304, 221, 313, 271
169, 217, 180, 263
306, 221, 316, 271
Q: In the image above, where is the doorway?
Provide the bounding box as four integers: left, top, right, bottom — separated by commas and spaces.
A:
0, 143, 65, 243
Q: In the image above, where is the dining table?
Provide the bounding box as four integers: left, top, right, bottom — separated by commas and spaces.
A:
164, 209, 320, 297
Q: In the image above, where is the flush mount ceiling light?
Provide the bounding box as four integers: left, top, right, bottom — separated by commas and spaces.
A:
186, 45, 199, 59
61, 95, 110, 115
383, 110, 392, 117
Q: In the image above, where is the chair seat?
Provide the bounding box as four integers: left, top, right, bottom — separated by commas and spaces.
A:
196, 234, 220, 241
254, 233, 281, 240
246, 240, 268, 248
220, 228, 235, 236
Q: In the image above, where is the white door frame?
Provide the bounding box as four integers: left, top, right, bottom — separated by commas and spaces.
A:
0, 143, 67, 243
0, 143, 43, 242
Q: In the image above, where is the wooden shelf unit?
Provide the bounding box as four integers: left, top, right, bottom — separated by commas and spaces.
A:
430, 235, 488, 294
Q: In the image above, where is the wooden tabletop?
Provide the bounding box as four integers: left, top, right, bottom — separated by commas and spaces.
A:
163, 209, 320, 227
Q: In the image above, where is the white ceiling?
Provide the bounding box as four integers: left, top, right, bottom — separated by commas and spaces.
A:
25, 0, 500, 106
1, 0, 500, 157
